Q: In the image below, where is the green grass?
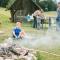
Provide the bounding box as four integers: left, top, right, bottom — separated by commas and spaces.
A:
36, 50, 60, 60
0, 7, 60, 60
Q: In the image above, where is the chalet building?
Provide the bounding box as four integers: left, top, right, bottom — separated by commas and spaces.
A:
7, 0, 41, 22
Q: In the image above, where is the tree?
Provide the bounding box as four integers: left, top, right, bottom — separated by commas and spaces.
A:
0, 0, 9, 7
38, 0, 57, 11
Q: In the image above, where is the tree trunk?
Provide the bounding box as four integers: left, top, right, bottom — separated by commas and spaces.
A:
10, 9, 17, 22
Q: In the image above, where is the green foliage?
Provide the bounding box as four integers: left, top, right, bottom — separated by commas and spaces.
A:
0, 0, 9, 7
38, 0, 57, 11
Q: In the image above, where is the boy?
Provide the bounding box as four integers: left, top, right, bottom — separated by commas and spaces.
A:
12, 22, 25, 39
36, 14, 41, 30
36, 10, 44, 30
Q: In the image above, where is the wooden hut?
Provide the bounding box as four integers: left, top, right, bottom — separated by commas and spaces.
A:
7, 0, 41, 22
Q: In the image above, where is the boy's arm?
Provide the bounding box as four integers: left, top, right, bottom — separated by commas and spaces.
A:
19, 30, 26, 38
12, 30, 17, 38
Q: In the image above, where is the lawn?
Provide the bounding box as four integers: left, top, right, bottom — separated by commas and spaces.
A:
0, 7, 60, 60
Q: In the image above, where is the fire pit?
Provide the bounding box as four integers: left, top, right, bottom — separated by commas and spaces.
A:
0, 38, 37, 60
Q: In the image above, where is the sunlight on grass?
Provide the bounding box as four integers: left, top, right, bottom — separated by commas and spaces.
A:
0, 7, 11, 17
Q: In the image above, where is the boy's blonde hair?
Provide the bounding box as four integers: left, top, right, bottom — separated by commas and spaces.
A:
16, 22, 22, 27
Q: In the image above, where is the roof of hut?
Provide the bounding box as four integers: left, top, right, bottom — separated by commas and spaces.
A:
6, 0, 41, 9
6, 0, 16, 9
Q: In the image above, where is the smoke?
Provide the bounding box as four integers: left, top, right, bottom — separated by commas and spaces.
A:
17, 29, 60, 49
2, 29, 60, 50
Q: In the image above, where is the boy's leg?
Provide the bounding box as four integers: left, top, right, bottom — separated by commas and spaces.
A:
41, 19, 44, 29
37, 22, 40, 30
39, 22, 41, 29
35, 20, 37, 28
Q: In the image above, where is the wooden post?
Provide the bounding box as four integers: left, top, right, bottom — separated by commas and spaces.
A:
49, 17, 51, 28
